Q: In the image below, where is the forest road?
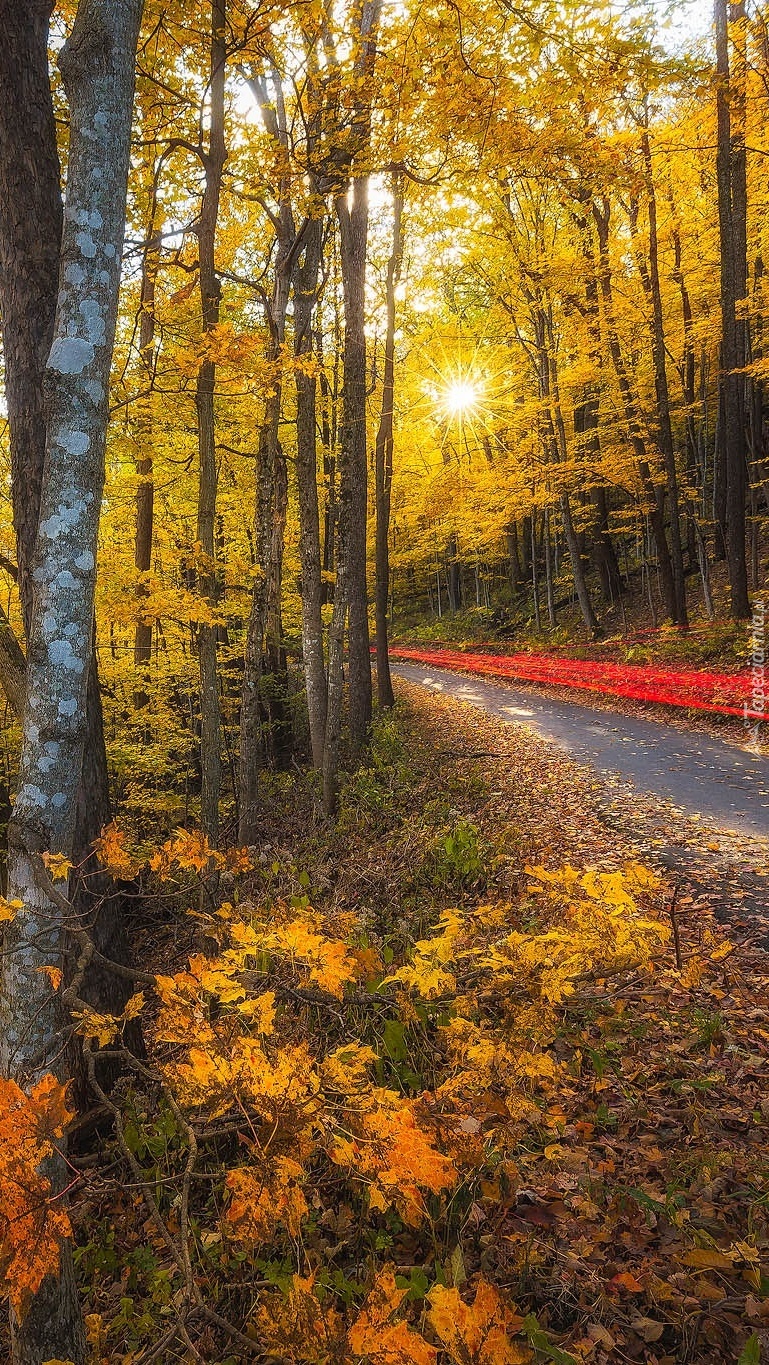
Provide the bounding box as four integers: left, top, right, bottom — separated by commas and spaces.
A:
392, 661, 769, 943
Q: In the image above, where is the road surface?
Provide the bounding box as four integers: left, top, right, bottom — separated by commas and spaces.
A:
392, 661, 769, 837
393, 661, 769, 939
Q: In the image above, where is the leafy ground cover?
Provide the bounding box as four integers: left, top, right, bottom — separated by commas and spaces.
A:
2, 684, 768, 1364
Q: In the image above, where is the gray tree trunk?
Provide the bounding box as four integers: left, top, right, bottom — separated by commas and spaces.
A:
0, 3, 143, 1361
294, 216, 328, 769
0, 0, 62, 636
336, 177, 373, 753
715, 0, 750, 618
0, 0, 137, 1112
195, 0, 227, 843
134, 205, 160, 708
592, 196, 677, 622
374, 176, 404, 711
238, 68, 294, 839
636, 130, 688, 625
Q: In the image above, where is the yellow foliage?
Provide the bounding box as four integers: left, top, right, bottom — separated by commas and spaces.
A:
428, 1279, 531, 1364
320, 1043, 377, 1094
0, 896, 23, 923
254, 1274, 346, 1363
329, 1090, 456, 1224
41, 852, 73, 882
349, 1266, 438, 1364
72, 1006, 122, 1048
39, 965, 63, 991
150, 827, 224, 876
73, 992, 145, 1047
92, 822, 140, 880
0, 1075, 74, 1320
224, 1157, 308, 1245
383, 908, 464, 998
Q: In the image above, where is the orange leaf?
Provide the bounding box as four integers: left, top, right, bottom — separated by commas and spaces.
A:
428, 1278, 530, 1364
349, 1266, 438, 1364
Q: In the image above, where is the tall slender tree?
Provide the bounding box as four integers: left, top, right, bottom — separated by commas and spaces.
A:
374, 175, 404, 709
195, 0, 227, 842
715, 0, 750, 618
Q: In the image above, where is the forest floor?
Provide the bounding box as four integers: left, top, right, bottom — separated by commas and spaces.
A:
47, 681, 769, 1364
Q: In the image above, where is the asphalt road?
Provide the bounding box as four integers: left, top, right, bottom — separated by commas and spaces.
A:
392, 661, 769, 838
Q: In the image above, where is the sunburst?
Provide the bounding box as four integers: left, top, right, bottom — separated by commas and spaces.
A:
439, 376, 484, 421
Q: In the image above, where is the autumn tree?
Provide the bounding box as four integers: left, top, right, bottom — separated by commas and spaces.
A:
0, 1, 143, 1359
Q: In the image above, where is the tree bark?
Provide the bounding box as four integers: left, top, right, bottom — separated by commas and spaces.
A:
374, 175, 404, 710
195, 0, 226, 843
715, 0, 750, 617
592, 196, 677, 621
133, 209, 160, 708
0, 0, 62, 636
547, 345, 602, 638
336, 177, 373, 753
636, 130, 688, 625
238, 70, 295, 839
294, 216, 328, 768
0, 3, 142, 1360
0, 0, 135, 1086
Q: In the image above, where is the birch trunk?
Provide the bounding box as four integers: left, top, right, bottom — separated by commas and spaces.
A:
0, 3, 143, 1360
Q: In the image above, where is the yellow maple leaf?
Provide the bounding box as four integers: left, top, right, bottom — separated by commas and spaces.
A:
223, 845, 254, 874
428, 1279, 530, 1364
92, 822, 140, 879
41, 852, 73, 881
349, 1266, 438, 1364
254, 1273, 345, 1362
236, 990, 275, 1033
0, 897, 23, 923
224, 1157, 307, 1245
72, 1007, 120, 1048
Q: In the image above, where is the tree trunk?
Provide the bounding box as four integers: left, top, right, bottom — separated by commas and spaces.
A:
0, 0, 135, 1090
0, 0, 62, 637
320, 0, 381, 809
530, 513, 541, 630
544, 506, 556, 625
573, 205, 623, 603
238, 70, 298, 838
447, 532, 461, 612
195, 0, 226, 843
545, 337, 602, 638
336, 177, 373, 753
294, 217, 328, 768
715, 0, 750, 617
0, 3, 142, 1360
637, 131, 688, 625
374, 176, 404, 710
592, 196, 677, 621
133, 214, 159, 708
506, 521, 522, 596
